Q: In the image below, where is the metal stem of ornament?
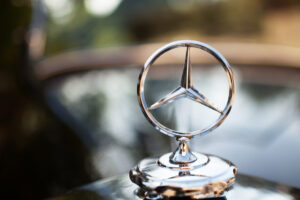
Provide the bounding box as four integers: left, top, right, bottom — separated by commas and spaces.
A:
169, 138, 197, 164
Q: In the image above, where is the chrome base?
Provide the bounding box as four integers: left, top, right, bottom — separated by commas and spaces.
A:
130, 152, 237, 199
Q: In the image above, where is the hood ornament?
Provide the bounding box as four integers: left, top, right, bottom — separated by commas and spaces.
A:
130, 40, 237, 199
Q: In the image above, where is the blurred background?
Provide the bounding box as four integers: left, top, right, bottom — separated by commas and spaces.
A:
1, 0, 300, 199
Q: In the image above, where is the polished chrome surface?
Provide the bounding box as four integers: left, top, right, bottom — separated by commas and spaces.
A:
49, 173, 300, 200
130, 154, 237, 199
169, 139, 197, 164
149, 47, 222, 114
138, 40, 235, 138
131, 41, 237, 198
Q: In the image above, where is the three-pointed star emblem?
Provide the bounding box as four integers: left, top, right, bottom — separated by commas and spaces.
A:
148, 47, 222, 114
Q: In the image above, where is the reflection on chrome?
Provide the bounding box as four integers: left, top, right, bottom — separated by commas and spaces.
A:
53, 66, 300, 186
64, 174, 297, 200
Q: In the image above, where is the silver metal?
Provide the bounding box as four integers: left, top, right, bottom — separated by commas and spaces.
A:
169, 139, 197, 164
131, 40, 237, 199
138, 40, 235, 138
130, 155, 237, 199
